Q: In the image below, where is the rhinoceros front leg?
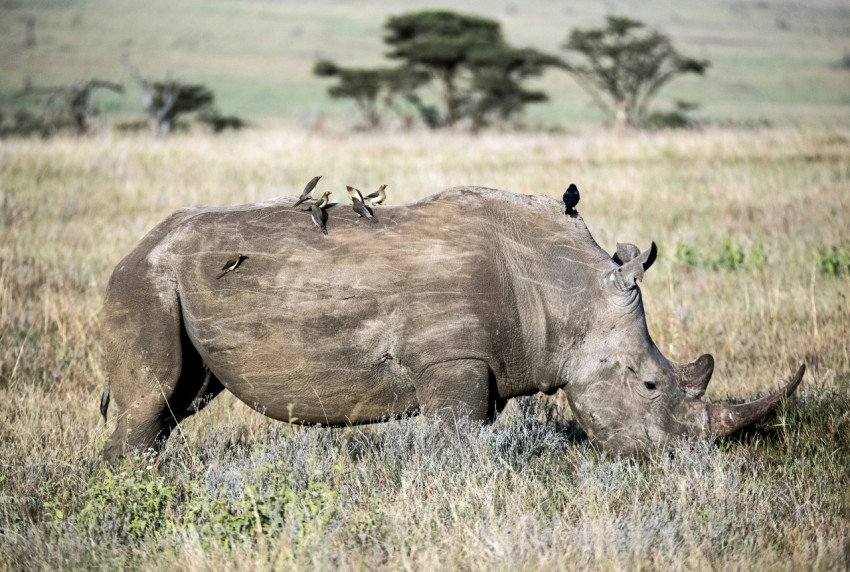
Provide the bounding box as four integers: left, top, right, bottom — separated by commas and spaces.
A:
416, 359, 499, 426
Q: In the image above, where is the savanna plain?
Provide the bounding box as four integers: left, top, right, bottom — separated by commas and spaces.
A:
1, 126, 849, 570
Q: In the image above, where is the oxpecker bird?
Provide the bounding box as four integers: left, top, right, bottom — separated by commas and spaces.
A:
364, 184, 388, 206
312, 190, 332, 210
310, 203, 329, 235
352, 196, 379, 224
308, 191, 332, 234
293, 175, 322, 207
346, 185, 365, 202
563, 183, 580, 214
216, 253, 249, 279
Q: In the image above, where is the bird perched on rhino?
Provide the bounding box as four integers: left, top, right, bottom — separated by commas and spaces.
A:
563, 183, 580, 215
346, 185, 365, 202
309, 191, 333, 235
364, 184, 388, 206
311, 191, 332, 210
293, 175, 322, 207
216, 253, 249, 279
310, 204, 329, 235
351, 195, 379, 224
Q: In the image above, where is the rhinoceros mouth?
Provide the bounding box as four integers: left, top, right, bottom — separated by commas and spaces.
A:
706, 364, 805, 437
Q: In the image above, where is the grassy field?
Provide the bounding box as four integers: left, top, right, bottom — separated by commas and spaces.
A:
1, 0, 849, 128
1, 126, 849, 569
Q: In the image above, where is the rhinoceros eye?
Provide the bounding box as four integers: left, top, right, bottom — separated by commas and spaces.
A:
643, 381, 657, 391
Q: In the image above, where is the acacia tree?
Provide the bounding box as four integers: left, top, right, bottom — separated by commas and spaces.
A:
561, 16, 709, 129
66, 80, 125, 133
313, 60, 428, 129
314, 61, 385, 128
384, 10, 560, 129
315, 10, 559, 130
122, 57, 218, 137
462, 45, 557, 130
10, 79, 124, 136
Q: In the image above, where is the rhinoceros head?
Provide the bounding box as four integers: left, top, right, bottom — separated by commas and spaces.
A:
562, 242, 804, 454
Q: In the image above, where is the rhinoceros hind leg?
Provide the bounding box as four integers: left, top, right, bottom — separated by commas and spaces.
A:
416, 359, 498, 426
102, 283, 215, 462
105, 345, 220, 462
104, 343, 217, 462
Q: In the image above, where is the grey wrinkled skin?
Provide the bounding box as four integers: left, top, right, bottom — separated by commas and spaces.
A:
100, 187, 802, 460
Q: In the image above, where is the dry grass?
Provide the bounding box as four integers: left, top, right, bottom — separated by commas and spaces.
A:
1, 127, 849, 570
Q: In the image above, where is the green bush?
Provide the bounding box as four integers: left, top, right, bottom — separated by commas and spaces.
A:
49, 458, 339, 548
744, 240, 769, 271
69, 466, 179, 542
672, 238, 769, 272
819, 245, 850, 277
673, 241, 699, 268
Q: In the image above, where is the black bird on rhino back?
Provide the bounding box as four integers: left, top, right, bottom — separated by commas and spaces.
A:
563, 183, 580, 214
100, 187, 804, 460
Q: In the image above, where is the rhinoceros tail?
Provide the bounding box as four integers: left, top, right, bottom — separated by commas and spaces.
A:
100, 378, 110, 422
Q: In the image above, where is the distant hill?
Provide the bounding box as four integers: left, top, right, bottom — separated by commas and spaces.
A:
1, 0, 848, 129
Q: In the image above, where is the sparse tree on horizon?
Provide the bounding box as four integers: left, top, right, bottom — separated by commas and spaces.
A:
561, 16, 709, 130
315, 10, 560, 131
16, 78, 124, 135
122, 56, 220, 137
384, 10, 561, 130
313, 60, 429, 129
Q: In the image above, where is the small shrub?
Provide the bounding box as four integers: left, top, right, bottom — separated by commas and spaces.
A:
673, 238, 769, 272
710, 237, 745, 271
673, 241, 699, 268
819, 244, 850, 276
0, 107, 69, 138
197, 107, 247, 133
644, 101, 701, 130
744, 240, 769, 271
68, 466, 180, 542
185, 461, 338, 546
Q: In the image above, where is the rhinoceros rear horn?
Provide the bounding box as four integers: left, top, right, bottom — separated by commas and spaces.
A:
606, 242, 657, 292
706, 364, 805, 437
677, 353, 714, 398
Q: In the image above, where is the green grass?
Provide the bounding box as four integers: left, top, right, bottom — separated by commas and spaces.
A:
0, 126, 849, 568
1, 0, 849, 127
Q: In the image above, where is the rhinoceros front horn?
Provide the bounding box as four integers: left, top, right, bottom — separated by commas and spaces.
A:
706, 364, 805, 437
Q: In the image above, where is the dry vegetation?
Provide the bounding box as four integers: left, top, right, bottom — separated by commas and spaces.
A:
1, 127, 849, 569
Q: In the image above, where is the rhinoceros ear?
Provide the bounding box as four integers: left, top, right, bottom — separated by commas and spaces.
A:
612, 242, 641, 265
605, 242, 657, 291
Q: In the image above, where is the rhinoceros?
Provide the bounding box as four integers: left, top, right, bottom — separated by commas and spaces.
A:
100, 187, 803, 459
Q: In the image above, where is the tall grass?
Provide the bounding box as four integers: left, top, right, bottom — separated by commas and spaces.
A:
1, 127, 849, 569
